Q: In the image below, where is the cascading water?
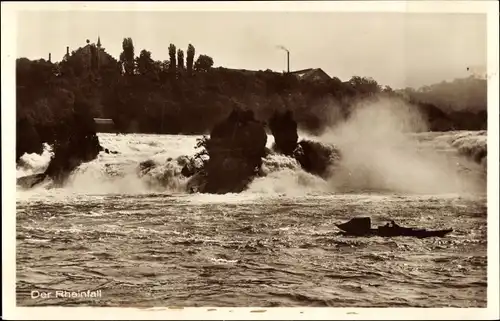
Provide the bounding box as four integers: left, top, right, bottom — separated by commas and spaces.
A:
16, 129, 486, 196
15, 112, 488, 307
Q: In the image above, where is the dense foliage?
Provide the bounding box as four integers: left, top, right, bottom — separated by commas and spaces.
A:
16, 37, 487, 161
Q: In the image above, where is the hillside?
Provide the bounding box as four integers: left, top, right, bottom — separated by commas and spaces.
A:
16, 37, 487, 162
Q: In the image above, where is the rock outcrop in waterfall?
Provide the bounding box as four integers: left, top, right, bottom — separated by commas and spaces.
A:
17, 105, 340, 193
17, 112, 103, 188
268, 110, 341, 178
294, 139, 341, 178
268, 110, 298, 156
181, 108, 341, 194
186, 108, 268, 194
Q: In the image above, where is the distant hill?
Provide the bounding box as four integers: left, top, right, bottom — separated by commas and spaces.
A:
398, 76, 487, 112
397, 76, 487, 130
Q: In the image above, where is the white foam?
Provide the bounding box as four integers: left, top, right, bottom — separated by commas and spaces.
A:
317, 98, 486, 194
16, 108, 487, 199
246, 153, 329, 196
16, 143, 53, 178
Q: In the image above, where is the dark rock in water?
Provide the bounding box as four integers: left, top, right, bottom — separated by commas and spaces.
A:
44, 136, 101, 185
188, 107, 267, 194
186, 171, 208, 193
268, 110, 298, 156
103, 149, 119, 154
267, 110, 341, 179
204, 157, 259, 194
336, 217, 453, 239
16, 117, 43, 162
294, 139, 341, 178
177, 155, 201, 178
181, 163, 196, 178
18, 112, 103, 188
17, 173, 48, 189
138, 159, 156, 176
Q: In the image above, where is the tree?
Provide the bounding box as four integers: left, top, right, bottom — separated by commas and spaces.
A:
136, 49, 154, 76
168, 44, 176, 72
186, 44, 195, 73
160, 60, 170, 72
348, 76, 380, 95
194, 54, 214, 73
177, 49, 185, 70
119, 37, 135, 76
382, 85, 393, 93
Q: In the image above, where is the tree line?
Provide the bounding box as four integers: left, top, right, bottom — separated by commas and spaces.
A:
16, 36, 487, 161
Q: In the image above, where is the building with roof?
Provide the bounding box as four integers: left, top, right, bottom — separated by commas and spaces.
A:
289, 68, 331, 82
215, 66, 331, 82
64, 36, 117, 72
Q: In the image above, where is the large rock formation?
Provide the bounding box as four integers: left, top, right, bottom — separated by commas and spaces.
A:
16, 117, 44, 162
266, 109, 341, 179
45, 111, 102, 184
17, 112, 103, 188
294, 139, 341, 179
268, 110, 298, 156
187, 108, 268, 194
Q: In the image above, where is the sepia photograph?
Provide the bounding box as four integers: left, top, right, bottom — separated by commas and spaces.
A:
2, 1, 499, 320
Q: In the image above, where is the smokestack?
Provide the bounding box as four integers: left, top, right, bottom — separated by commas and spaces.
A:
48, 53, 51, 62
66, 46, 69, 56
287, 51, 290, 73
276, 45, 290, 73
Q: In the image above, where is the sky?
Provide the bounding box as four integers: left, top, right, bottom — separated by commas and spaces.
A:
16, 10, 487, 89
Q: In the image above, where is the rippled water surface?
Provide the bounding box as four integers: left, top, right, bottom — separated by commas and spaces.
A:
16, 131, 488, 307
